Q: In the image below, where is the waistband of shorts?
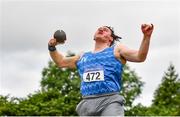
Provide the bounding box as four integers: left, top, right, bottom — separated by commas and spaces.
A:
82, 92, 119, 99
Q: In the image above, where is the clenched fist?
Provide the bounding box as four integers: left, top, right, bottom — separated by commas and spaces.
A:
141, 24, 154, 37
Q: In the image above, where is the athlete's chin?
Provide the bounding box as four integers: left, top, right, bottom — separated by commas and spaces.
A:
94, 37, 104, 41
94, 35, 104, 40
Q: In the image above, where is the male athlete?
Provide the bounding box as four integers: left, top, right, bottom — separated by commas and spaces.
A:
48, 24, 154, 116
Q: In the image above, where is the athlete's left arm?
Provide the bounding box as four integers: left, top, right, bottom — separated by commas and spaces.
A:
117, 24, 154, 62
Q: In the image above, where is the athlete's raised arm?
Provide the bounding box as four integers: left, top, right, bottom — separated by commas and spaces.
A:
116, 24, 154, 62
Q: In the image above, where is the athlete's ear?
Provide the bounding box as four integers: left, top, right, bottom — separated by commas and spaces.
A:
109, 37, 113, 42
109, 37, 113, 46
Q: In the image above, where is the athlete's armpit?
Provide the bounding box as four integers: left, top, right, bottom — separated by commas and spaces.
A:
114, 44, 126, 64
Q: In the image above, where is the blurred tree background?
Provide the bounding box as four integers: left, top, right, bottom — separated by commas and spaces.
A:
0, 53, 179, 116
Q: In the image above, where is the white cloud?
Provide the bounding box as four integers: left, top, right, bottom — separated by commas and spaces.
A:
1, 50, 49, 97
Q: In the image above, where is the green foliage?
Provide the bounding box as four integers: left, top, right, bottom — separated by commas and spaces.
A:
153, 63, 179, 106
0, 89, 80, 116
39, 60, 81, 115
125, 103, 148, 115
127, 63, 180, 116
123, 63, 180, 116
16, 89, 80, 116
0, 95, 20, 115
151, 63, 180, 115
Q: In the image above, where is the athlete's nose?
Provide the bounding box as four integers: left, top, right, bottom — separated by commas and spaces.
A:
98, 27, 103, 31
98, 28, 104, 33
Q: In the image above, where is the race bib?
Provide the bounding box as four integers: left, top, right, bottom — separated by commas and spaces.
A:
83, 69, 104, 82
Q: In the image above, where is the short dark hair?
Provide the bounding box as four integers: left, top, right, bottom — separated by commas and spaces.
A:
105, 26, 122, 46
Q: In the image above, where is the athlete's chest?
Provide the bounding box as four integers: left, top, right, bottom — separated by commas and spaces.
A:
80, 51, 113, 64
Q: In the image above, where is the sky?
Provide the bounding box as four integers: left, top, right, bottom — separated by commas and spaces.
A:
0, 0, 180, 106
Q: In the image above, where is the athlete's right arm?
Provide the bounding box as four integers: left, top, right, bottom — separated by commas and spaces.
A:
48, 38, 80, 69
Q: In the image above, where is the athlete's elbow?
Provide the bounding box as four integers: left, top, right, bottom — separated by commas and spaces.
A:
139, 58, 146, 62
138, 55, 147, 62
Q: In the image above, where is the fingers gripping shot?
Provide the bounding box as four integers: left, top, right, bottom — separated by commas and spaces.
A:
48, 30, 66, 51
48, 24, 154, 116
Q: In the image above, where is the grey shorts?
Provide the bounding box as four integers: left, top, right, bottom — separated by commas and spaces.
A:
76, 93, 125, 116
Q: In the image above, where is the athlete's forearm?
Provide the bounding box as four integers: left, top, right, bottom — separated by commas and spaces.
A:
49, 50, 79, 69
137, 23, 154, 61
138, 35, 151, 61
49, 50, 64, 67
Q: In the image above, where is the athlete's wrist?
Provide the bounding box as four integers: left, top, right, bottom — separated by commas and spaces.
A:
48, 44, 56, 51
143, 35, 151, 41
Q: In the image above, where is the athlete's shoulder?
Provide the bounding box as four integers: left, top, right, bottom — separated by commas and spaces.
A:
114, 42, 127, 50
114, 43, 127, 64
77, 51, 90, 61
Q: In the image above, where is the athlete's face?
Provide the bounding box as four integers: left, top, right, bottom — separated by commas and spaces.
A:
94, 26, 113, 43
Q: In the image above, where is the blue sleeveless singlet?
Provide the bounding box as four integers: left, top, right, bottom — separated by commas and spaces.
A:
76, 46, 123, 96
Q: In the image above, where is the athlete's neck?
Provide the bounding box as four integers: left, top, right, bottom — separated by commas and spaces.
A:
93, 42, 109, 53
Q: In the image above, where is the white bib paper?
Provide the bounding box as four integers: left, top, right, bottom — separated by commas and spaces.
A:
83, 69, 104, 82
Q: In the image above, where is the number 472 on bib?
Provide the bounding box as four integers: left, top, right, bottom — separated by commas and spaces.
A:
83, 70, 104, 82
